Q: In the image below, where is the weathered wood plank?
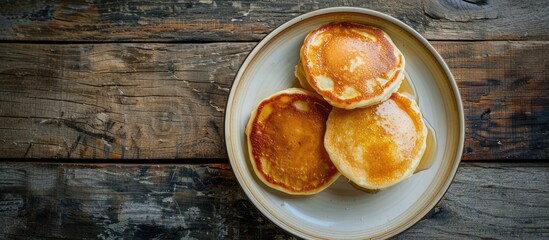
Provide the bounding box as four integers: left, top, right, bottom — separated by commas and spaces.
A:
433, 41, 549, 160
0, 43, 254, 159
0, 0, 547, 42
0, 41, 547, 160
0, 162, 547, 239
397, 162, 549, 239
0, 163, 287, 239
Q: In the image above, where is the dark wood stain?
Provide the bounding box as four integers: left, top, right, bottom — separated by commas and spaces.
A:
431, 41, 549, 160
0, 162, 547, 239
0, 0, 547, 41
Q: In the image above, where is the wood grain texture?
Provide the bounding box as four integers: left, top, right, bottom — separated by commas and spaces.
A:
0, 41, 547, 160
0, 163, 287, 239
0, 162, 547, 239
396, 162, 549, 239
432, 41, 549, 160
0, 0, 547, 42
0, 43, 254, 159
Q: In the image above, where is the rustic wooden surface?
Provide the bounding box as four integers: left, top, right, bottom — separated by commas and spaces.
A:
0, 0, 548, 239
0, 41, 547, 160
0, 162, 547, 239
0, 43, 246, 159
0, 0, 547, 41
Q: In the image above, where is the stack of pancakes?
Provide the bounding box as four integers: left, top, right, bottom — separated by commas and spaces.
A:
246, 22, 427, 195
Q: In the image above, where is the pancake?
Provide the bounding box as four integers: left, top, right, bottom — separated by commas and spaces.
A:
246, 88, 340, 194
324, 93, 427, 190
298, 22, 405, 109
294, 62, 315, 92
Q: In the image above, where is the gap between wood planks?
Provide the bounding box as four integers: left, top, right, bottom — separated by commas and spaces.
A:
0, 159, 547, 165
0, 158, 227, 165
0, 40, 258, 44
0, 39, 543, 45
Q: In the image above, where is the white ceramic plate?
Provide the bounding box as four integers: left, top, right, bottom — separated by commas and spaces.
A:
225, 7, 464, 239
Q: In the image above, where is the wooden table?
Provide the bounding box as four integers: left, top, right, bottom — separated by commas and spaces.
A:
0, 1, 547, 239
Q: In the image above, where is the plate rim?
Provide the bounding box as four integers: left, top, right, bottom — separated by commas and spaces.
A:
224, 6, 465, 239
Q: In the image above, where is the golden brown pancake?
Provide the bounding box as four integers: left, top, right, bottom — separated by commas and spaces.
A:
246, 88, 340, 194
298, 22, 405, 109
294, 62, 315, 92
324, 93, 427, 190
